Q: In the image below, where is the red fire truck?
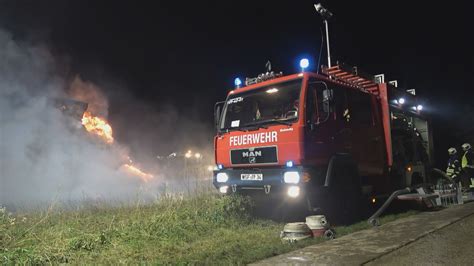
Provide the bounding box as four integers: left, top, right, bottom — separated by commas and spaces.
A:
213, 62, 433, 221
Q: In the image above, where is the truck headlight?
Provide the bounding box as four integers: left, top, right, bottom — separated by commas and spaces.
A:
287, 186, 300, 198
216, 173, 229, 183
219, 186, 229, 194
283, 171, 300, 184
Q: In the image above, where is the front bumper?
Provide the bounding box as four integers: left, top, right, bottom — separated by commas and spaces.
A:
213, 167, 307, 195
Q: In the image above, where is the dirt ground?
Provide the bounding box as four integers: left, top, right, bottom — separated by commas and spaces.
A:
367, 214, 474, 265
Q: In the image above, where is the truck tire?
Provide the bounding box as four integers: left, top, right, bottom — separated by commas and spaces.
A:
325, 155, 362, 225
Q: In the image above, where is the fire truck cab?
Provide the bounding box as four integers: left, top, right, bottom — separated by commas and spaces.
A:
213, 64, 432, 221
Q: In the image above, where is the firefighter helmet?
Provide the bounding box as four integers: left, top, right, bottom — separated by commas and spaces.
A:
462, 143, 472, 151
448, 147, 457, 155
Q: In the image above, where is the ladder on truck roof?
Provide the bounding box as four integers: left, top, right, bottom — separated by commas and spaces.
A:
321, 65, 380, 96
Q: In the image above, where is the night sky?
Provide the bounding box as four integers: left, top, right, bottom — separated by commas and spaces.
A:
1, 0, 473, 166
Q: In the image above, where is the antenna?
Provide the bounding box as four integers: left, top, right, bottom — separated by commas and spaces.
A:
316, 27, 324, 73
265, 60, 272, 72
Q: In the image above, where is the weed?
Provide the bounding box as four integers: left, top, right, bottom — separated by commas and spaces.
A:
0, 197, 417, 264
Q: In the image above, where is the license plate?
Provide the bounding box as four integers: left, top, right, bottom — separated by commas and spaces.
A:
241, 173, 263, 181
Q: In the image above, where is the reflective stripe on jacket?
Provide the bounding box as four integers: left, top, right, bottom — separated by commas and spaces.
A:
462, 151, 474, 169
447, 156, 461, 177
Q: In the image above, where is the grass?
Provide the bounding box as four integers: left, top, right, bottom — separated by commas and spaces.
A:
0, 195, 418, 264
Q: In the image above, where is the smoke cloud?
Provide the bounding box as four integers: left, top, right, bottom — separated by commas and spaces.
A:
0, 29, 213, 208
68, 76, 109, 118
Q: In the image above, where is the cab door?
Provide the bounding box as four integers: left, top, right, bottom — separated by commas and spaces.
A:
345, 90, 385, 175
304, 79, 342, 166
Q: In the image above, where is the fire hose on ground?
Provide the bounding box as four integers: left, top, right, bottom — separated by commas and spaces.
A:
367, 187, 412, 227
367, 169, 457, 227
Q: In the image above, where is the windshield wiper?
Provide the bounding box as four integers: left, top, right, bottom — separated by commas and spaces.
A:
240, 124, 269, 131
220, 124, 268, 133
243, 118, 293, 127
219, 119, 292, 133
270, 119, 294, 126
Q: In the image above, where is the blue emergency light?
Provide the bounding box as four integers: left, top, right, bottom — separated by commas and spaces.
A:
234, 78, 242, 88
300, 58, 309, 70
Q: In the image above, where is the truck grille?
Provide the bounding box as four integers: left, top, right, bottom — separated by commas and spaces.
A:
230, 146, 278, 165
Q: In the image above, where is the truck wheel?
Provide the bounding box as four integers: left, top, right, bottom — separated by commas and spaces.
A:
326, 155, 362, 225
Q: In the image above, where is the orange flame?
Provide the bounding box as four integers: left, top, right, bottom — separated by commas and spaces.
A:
82, 111, 114, 144
81, 111, 154, 182
120, 164, 154, 182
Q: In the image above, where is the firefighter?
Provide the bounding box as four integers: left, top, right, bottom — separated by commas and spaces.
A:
461, 143, 474, 189
446, 147, 461, 180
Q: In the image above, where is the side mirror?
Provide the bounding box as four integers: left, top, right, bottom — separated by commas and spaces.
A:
322, 89, 334, 113
286, 110, 298, 119
323, 89, 333, 102
214, 101, 225, 132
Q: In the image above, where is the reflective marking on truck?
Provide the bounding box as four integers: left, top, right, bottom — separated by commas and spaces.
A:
227, 97, 243, 104
229, 131, 278, 146
231, 120, 240, 127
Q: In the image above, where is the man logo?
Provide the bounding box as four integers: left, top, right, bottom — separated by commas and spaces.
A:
242, 151, 262, 157
242, 149, 261, 164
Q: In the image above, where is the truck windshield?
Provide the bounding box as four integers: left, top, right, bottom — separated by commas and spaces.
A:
220, 79, 302, 131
